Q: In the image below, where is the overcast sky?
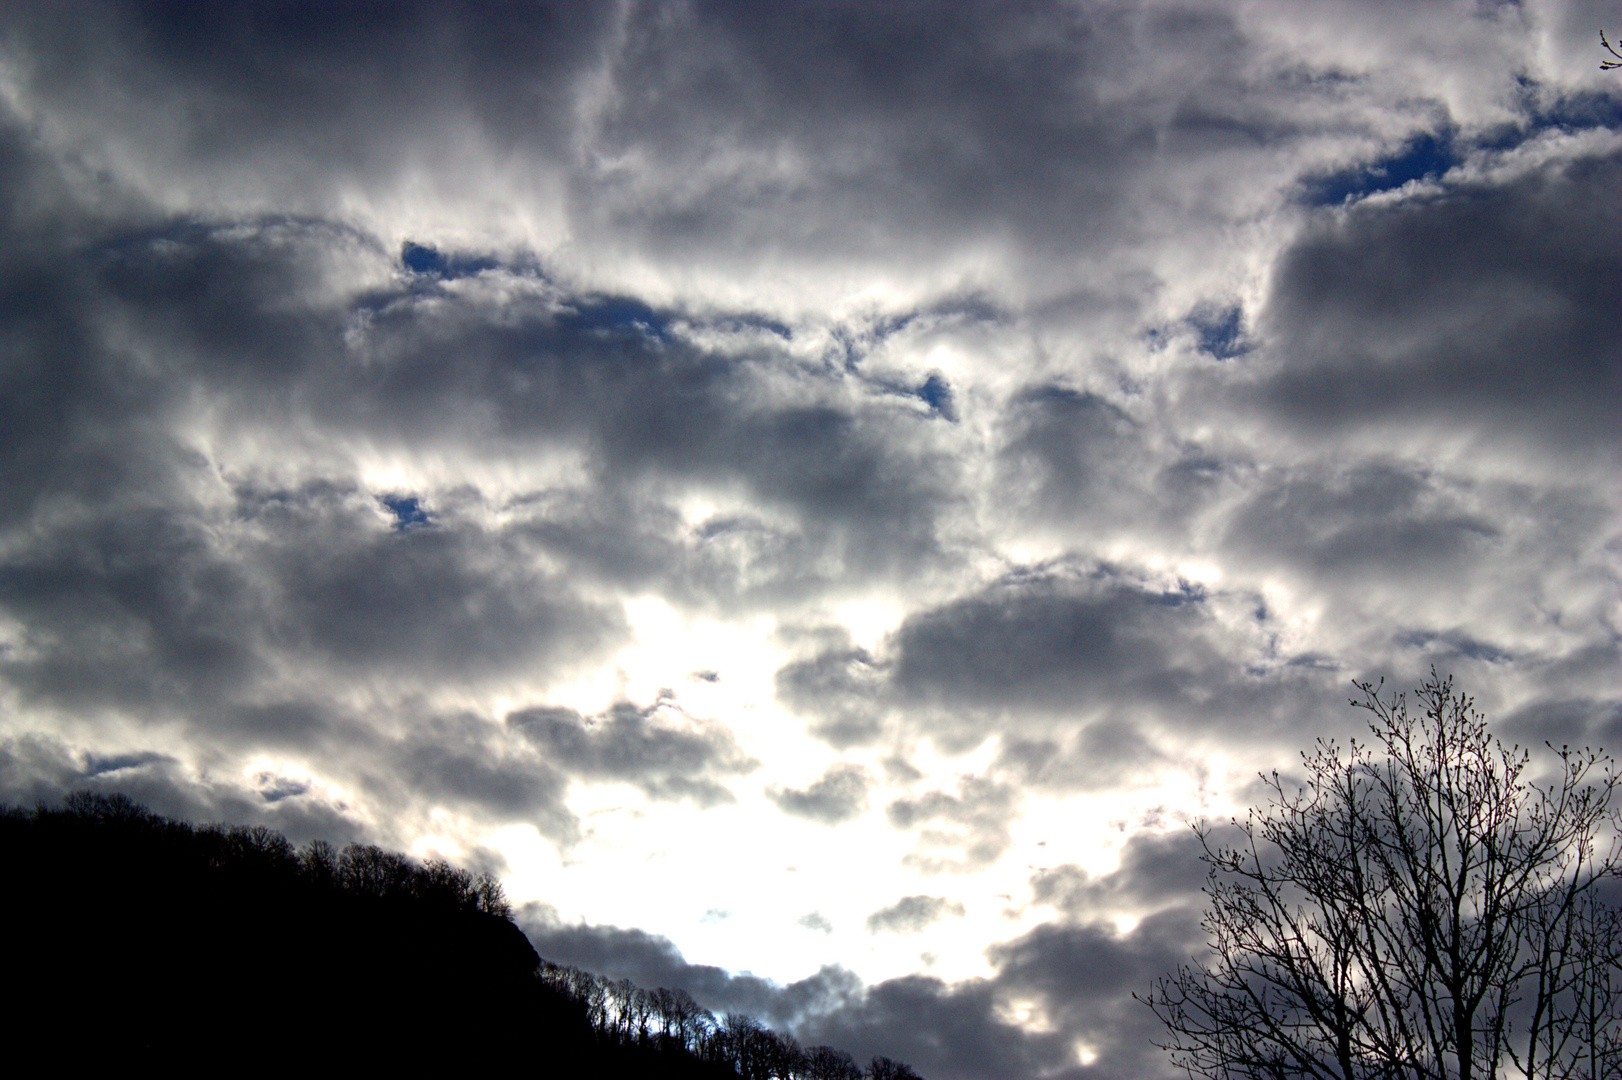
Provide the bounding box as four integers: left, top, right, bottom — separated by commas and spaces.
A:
1, 1, 1618, 1075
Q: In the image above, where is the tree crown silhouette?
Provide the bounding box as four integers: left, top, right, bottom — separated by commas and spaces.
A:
1142, 671, 1622, 1080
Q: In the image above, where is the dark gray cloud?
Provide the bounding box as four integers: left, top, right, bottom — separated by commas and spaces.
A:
805, 910, 1205, 1080
212, 699, 346, 752
569, 0, 1332, 296
978, 908, 1204, 1078
0, 507, 261, 715
1250, 147, 1622, 454
0, 472, 622, 717
994, 387, 1143, 526
0, 732, 368, 848
249, 485, 621, 681
887, 775, 1019, 874
509, 697, 757, 807
865, 895, 966, 935
889, 568, 1224, 722
768, 762, 871, 825
778, 532, 1598, 783
1222, 462, 1499, 583
519, 905, 866, 1031
995, 716, 1174, 794
772, 564, 1277, 770
1498, 693, 1622, 756
388, 711, 574, 837
1, 1, 606, 213
800, 973, 1073, 1080
0, 187, 962, 612
1031, 829, 1211, 918
775, 646, 888, 748
321, 277, 960, 594
519, 902, 1197, 1080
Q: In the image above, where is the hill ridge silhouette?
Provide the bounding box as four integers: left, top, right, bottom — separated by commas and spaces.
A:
2, 793, 920, 1079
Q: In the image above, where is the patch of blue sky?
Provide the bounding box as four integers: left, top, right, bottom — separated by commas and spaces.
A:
1395, 630, 1513, 664
257, 775, 311, 803
399, 241, 499, 280
1299, 129, 1460, 207
1477, 80, 1622, 151
916, 372, 955, 420
556, 294, 672, 341
706, 312, 793, 340
1187, 304, 1247, 360
838, 366, 957, 420
84, 751, 169, 776
381, 495, 432, 531
1303, 87, 1620, 210
1149, 580, 1207, 607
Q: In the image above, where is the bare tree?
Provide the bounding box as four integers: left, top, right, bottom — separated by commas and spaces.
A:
1603, 30, 1622, 70
715, 1013, 765, 1076
673, 988, 715, 1052
471, 869, 511, 918
627, 983, 655, 1044
804, 1044, 864, 1079
1141, 671, 1622, 1079
867, 1056, 924, 1080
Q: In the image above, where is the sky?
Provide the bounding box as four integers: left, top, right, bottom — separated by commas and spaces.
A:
0, 1, 1618, 1075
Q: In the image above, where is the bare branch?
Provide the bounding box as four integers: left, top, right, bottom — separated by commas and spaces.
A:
1142, 671, 1622, 1080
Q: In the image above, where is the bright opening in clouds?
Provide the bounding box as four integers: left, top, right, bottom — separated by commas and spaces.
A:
0, 2, 1617, 1076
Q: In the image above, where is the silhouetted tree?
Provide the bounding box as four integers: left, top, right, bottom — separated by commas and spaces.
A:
64, 788, 150, 823
473, 869, 513, 918
771, 1031, 807, 1078
716, 1013, 783, 1080
1142, 672, 1622, 1079
300, 837, 340, 886
583, 971, 613, 1033
669, 987, 717, 1052
652, 986, 680, 1039
867, 1056, 924, 1080
804, 1044, 864, 1079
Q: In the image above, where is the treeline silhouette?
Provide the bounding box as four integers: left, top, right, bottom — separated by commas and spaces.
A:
2, 793, 921, 1079
536, 960, 921, 1079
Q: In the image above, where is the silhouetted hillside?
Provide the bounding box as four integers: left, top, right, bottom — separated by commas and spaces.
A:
2, 794, 919, 1079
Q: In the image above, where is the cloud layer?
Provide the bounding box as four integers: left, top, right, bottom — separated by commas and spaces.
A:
1, 2, 1618, 1076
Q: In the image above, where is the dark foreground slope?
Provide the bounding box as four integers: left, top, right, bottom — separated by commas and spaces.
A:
1, 794, 736, 1077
